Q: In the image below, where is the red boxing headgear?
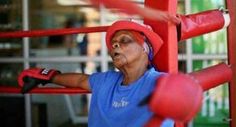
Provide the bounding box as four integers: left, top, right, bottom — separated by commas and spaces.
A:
106, 20, 163, 56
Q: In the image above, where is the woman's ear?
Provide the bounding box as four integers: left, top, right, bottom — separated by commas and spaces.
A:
143, 46, 149, 53
143, 47, 146, 52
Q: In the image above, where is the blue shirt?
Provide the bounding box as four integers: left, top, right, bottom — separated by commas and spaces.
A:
88, 68, 174, 127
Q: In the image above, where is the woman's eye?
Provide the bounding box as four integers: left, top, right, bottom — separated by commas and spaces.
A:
121, 37, 132, 44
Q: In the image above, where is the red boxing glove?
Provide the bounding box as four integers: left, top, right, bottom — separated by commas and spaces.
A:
142, 74, 202, 127
18, 68, 61, 94
149, 74, 203, 122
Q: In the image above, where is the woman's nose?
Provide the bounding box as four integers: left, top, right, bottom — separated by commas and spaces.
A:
112, 43, 120, 49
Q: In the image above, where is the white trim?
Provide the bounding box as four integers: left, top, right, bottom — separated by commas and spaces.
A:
223, 13, 230, 28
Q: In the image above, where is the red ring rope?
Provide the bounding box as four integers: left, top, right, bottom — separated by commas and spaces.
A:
0, 26, 109, 38
0, 86, 90, 94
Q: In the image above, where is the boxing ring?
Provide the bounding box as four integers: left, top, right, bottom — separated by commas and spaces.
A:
0, 0, 235, 127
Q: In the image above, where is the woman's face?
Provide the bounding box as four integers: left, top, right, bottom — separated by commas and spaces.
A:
109, 30, 145, 69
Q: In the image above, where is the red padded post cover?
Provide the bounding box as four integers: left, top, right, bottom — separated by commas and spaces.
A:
189, 63, 232, 91
179, 9, 225, 41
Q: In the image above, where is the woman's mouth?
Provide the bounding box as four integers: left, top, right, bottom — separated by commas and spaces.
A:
113, 52, 121, 59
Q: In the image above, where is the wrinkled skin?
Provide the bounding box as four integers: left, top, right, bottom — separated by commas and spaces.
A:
109, 30, 149, 85
110, 31, 144, 68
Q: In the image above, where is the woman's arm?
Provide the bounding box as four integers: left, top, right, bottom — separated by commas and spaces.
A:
52, 73, 91, 91
89, 0, 180, 24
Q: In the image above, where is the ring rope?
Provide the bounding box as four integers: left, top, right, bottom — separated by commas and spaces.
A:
0, 86, 90, 94
0, 26, 109, 38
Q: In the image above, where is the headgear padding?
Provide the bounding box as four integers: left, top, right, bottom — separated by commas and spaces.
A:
106, 20, 163, 56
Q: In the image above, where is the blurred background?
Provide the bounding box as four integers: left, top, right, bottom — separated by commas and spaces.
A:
0, 0, 229, 127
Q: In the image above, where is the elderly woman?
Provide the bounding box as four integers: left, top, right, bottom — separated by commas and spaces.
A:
18, 20, 174, 127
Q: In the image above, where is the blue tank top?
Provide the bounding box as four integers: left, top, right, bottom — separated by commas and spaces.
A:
88, 68, 174, 127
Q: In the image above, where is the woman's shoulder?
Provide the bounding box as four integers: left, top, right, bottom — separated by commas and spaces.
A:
148, 68, 167, 79
91, 70, 121, 78
89, 70, 122, 90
